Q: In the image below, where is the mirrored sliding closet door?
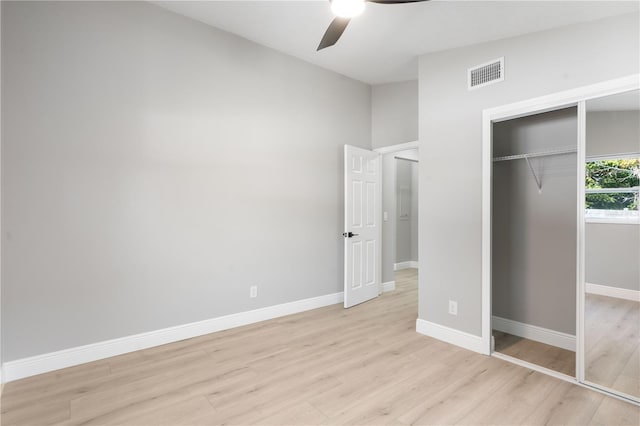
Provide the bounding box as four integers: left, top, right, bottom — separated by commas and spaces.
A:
583, 89, 640, 401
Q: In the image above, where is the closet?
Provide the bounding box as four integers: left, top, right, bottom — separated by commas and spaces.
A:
485, 84, 640, 404
491, 107, 578, 376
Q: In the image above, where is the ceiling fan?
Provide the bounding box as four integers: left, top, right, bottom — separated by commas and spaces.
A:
317, 0, 430, 51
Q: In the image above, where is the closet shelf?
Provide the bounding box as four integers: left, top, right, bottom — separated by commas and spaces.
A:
492, 147, 577, 162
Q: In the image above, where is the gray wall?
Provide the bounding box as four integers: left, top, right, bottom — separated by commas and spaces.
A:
372, 81, 418, 149
396, 159, 413, 262
395, 159, 418, 264
586, 111, 640, 157
410, 163, 419, 262
1, 1, 371, 361
586, 224, 640, 291
585, 109, 640, 291
418, 12, 639, 336
0, 0, 3, 374
492, 108, 577, 335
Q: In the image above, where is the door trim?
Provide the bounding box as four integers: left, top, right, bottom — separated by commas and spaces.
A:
373, 140, 419, 154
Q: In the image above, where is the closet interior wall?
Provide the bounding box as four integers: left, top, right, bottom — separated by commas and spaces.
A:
492, 107, 578, 337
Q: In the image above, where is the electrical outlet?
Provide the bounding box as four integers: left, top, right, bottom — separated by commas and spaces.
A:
383, 211, 389, 221
448, 300, 458, 316
250, 286, 258, 298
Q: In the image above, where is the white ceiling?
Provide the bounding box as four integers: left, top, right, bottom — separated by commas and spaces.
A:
153, 1, 639, 85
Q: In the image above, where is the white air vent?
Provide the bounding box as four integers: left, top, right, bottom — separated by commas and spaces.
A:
468, 57, 504, 90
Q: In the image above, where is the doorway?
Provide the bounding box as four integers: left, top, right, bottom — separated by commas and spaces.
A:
394, 155, 419, 296
342, 142, 419, 309
394, 155, 419, 272
375, 142, 419, 296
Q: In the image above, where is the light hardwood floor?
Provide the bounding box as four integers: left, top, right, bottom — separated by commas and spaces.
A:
493, 331, 576, 377
1, 269, 639, 425
585, 293, 640, 399
493, 292, 639, 400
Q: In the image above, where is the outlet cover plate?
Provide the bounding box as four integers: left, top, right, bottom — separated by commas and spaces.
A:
448, 300, 458, 315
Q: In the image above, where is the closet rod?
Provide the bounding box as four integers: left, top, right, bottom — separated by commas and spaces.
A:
492, 147, 577, 162
493, 146, 577, 193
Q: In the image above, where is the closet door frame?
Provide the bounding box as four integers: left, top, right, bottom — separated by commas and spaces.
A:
481, 74, 639, 392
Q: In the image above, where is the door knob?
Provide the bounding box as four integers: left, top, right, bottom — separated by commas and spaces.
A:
343, 232, 359, 238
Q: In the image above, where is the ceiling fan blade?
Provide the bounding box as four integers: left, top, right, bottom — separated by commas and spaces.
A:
367, 0, 429, 3
317, 17, 351, 51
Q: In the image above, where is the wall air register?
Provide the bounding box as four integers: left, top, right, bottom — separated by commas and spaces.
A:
468, 57, 504, 90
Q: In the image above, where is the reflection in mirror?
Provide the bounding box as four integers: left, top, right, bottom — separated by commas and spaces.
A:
584, 90, 640, 400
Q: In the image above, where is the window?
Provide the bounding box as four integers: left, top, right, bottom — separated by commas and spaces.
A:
585, 157, 639, 224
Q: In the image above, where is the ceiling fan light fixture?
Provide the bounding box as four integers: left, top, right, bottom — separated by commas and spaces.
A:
331, 0, 365, 18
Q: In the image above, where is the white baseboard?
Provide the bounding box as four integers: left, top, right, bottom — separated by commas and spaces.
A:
492, 316, 576, 352
394, 261, 419, 271
415, 319, 484, 354
2, 291, 344, 383
382, 281, 396, 292
586, 282, 640, 302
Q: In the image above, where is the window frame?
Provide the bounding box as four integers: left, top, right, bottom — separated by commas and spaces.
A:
585, 153, 640, 225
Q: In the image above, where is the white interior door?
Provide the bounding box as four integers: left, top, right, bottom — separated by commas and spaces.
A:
344, 145, 381, 308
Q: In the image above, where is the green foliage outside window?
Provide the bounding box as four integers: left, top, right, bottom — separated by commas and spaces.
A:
585, 159, 639, 210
